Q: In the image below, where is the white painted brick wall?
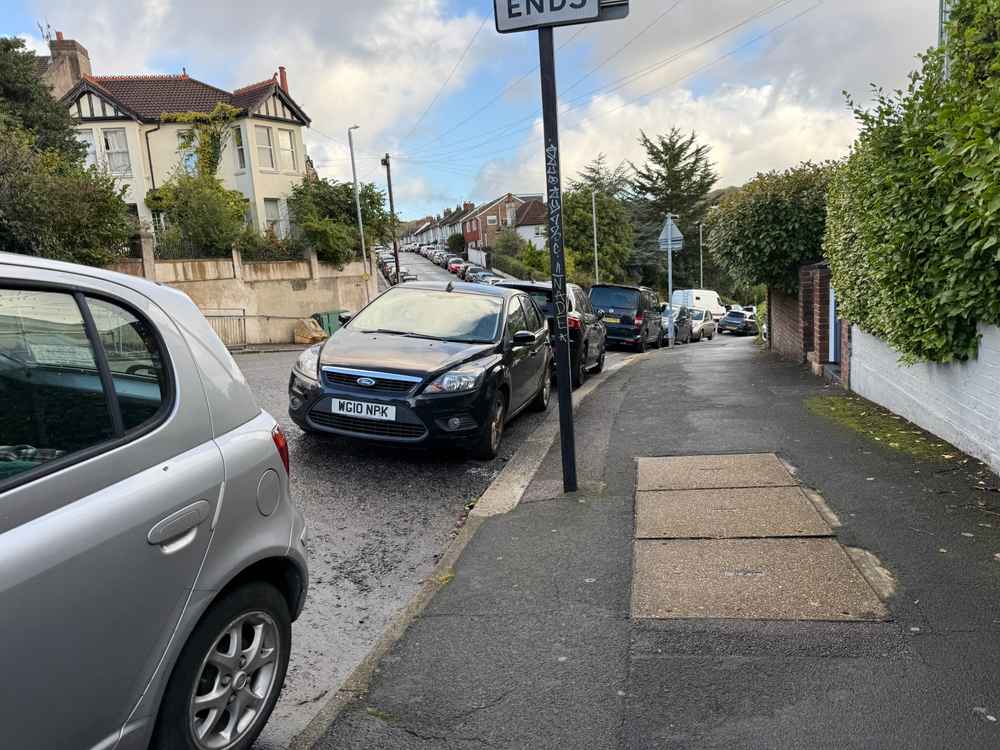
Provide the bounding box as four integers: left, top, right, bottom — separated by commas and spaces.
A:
850, 324, 1000, 474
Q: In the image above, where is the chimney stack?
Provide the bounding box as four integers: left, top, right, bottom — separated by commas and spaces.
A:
46, 33, 91, 99
278, 66, 288, 94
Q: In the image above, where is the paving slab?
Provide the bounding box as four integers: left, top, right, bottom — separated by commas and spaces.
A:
636, 452, 796, 491
635, 486, 832, 539
631, 538, 888, 621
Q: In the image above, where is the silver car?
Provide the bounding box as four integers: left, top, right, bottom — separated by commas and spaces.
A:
690, 308, 716, 341
0, 253, 308, 750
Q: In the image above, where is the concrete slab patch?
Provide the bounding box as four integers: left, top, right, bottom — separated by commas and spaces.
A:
636, 453, 796, 491
635, 487, 832, 539
631, 538, 888, 621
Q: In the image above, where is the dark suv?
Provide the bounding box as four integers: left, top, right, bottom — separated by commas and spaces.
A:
589, 284, 664, 352
497, 281, 607, 387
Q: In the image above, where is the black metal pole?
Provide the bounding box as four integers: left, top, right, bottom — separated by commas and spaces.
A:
381, 153, 401, 284
538, 26, 577, 493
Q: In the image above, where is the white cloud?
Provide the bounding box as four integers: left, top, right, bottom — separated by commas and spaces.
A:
16, 33, 48, 55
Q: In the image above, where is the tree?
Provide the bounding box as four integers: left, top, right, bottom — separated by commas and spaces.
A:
629, 129, 717, 289
824, 0, 1000, 363
286, 176, 389, 264
569, 153, 632, 199
494, 227, 526, 257
562, 187, 632, 284
447, 232, 466, 255
0, 126, 133, 265
145, 173, 247, 257
163, 103, 240, 177
0, 37, 84, 160
707, 162, 834, 295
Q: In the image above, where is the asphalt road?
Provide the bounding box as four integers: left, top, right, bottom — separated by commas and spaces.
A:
241, 254, 639, 749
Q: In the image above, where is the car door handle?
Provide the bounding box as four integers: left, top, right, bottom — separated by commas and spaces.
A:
148, 500, 211, 547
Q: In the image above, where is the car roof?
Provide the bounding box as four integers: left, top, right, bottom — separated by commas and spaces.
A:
389, 280, 519, 299
590, 283, 651, 292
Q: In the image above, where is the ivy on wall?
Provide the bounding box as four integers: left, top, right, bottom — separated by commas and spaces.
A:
824, 0, 1000, 363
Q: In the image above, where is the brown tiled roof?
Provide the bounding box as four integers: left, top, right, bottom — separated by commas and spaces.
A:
63, 72, 310, 124
516, 199, 547, 227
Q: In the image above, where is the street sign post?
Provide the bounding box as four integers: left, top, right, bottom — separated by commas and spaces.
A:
658, 216, 683, 349
494, 0, 628, 494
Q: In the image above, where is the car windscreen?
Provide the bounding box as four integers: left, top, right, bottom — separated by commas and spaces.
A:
350, 289, 503, 343
590, 287, 639, 311
527, 291, 554, 317
690, 309, 704, 320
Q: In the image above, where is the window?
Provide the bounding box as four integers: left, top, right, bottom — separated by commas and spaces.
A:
102, 128, 131, 176
86, 298, 166, 431
0, 290, 114, 483
77, 129, 97, 168
506, 204, 515, 226
255, 125, 275, 169
263, 198, 281, 235
534, 225, 545, 237
522, 296, 543, 331
278, 129, 297, 171
0, 288, 170, 486
506, 297, 528, 338
176, 130, 196, 173
487, 215, 498, 226
233, 126, 246, 170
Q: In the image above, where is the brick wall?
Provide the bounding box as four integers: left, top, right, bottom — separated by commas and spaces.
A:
839, 319, 852, 390
850, 324, 1000, 474
768, 287, 804, 362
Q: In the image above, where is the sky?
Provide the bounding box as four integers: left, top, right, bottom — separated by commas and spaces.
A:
4, 0, 939, 220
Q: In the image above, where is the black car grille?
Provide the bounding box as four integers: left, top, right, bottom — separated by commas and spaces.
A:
323, 371, 416, 393
309, 411, 427, 439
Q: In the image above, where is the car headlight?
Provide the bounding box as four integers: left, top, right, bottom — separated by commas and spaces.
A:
425, 366, 486, 394
293, 344, 322, 382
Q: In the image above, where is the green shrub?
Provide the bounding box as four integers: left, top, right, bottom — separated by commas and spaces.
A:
824, 0, 1000, 363
146, 173, 245, 257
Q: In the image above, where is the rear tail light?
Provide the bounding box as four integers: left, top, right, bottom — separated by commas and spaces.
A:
272, 425, 290, 475
633, 313, 644, 329
567, 312, 582, 330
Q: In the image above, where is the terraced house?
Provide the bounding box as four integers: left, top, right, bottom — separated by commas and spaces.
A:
43, 33, 311, 238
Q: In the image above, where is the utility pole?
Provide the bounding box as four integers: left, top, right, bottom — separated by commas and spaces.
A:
591, 189, 600, 284
347, 125, 370, 301
538, 26, 577, 493
380, 153, 401, 285
667, 215, 674, 349
939, 0, 951, 78
699, 222, 704, 289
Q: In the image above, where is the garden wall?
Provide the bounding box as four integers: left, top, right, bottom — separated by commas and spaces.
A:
106, 238, 377, 345
850, 325, 1000, 474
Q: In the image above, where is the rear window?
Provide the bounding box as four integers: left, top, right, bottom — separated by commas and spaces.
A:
527, 291, 553, 317
590, 287, 639, 310
725, 311, 747, 320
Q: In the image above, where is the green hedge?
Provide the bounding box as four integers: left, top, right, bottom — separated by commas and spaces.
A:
824, 0, 1000, 363
491, 253, 533, 280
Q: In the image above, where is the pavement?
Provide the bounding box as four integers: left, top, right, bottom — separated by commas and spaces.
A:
235, 270, 630, 748
310, 334, 1000, 749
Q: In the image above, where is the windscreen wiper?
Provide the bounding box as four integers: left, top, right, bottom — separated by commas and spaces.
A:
365, 329, 442, 341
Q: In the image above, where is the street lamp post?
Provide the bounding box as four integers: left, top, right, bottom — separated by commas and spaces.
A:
699, 222, 704, 289
591, 189, 600, 284
347, 125, 370, 300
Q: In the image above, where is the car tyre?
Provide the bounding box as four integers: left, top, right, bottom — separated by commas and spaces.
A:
591, 346, 606, 373
473, 391, 507, 460
150, 582, 291, 750
571, 347, 587, 388
652, 328, 663, 349
636, 334, 647, 354
530, 368, 551, 412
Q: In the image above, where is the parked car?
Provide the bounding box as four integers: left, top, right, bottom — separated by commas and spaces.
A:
689, 307, 716, 341
718, 309, 758, 336
671, 289, 726, 322
399, 267, 418, 283
288, 282, 551, 459
589, 283, 664, 352
467, 270, 499, 284
442, 255, 462, 269
448, 259, 465, 274
0, 252, 308, 750
497, 280, 607, 387
661, 304, 694, 344
460, 265, 485, 281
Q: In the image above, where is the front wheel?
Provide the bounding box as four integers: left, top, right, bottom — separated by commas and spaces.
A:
151, 582, 291, 750
591, 346, 606, 373
571, 347, 587, 388
530, 368, 551, 412
636, 334, 647, 354
472, 391, 507, 459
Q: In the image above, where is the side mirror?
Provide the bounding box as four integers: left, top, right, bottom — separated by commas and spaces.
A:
338, 312, 353, 324
512, 330, 536, 346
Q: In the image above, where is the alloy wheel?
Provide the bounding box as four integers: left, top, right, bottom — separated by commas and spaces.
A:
489, 396, 506, 453
188, 611, 281, 749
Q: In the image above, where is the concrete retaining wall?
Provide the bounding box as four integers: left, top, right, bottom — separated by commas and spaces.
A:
850, 324, 1000, 474
106, 239, 376, 344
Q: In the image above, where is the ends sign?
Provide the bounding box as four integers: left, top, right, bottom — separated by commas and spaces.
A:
494, 0, 600, 33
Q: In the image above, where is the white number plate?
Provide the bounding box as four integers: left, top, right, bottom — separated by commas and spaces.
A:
331, 398, 396, 422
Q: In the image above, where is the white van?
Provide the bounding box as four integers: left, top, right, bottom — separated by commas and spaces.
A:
672, 289, 726, 320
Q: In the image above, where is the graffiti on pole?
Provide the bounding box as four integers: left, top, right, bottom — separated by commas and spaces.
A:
546, 142, 568, 349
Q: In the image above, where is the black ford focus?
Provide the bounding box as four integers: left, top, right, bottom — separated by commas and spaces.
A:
288, 282, 551, 458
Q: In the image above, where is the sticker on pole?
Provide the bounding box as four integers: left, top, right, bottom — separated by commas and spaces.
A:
495, 0, 600, 33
